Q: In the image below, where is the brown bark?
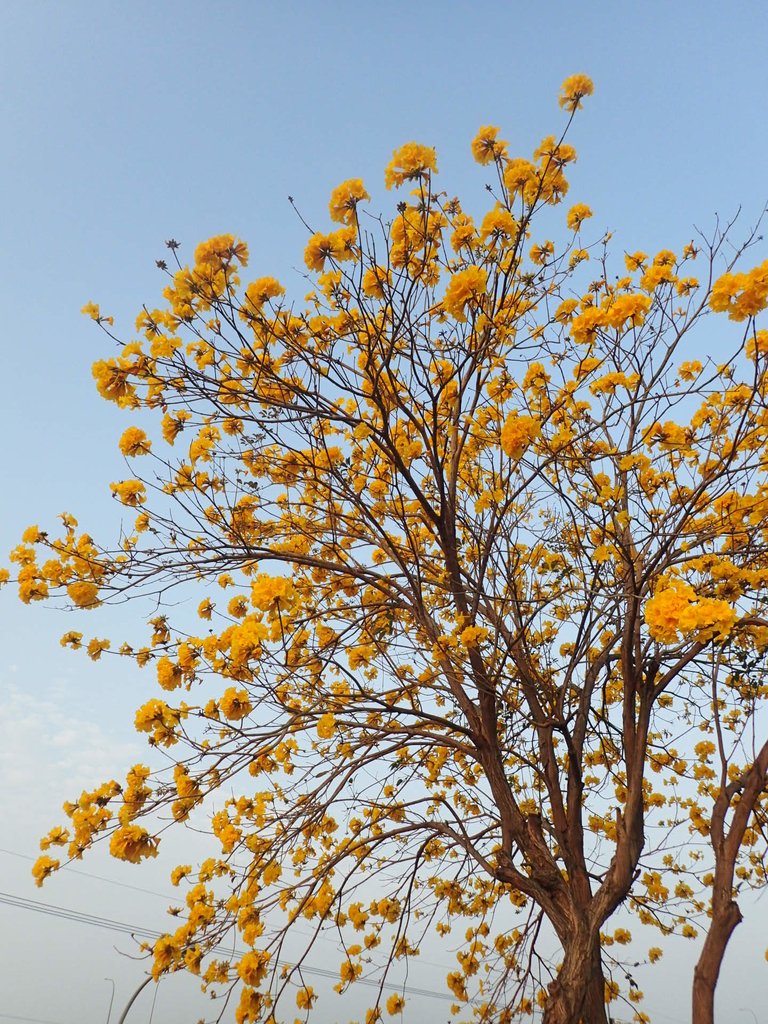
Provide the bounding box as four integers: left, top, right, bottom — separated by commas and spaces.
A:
691, 737, 768, 1024
691, 894, 742, 1024
543, 927, 608, 1024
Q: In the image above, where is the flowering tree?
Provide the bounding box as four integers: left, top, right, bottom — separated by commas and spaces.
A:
7, 75, 768, 1024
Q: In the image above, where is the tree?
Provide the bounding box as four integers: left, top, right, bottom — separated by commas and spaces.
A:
7, 73, 768, 1024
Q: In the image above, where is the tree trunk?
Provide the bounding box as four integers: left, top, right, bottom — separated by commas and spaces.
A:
691, 740, 768, 1024
691, 895, 742, 1024
543, 929, 608, 1024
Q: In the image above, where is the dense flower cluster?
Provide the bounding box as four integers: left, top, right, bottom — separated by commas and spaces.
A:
644, 578, 737, 644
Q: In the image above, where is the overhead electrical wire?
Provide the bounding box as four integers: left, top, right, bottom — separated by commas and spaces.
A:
0, 1015, 74, 1024
0, 890, 454, 1002
0, 846, 454, 970
0, 847, 173, 901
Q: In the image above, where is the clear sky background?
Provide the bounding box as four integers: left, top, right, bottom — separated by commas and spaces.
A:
1, 2, 767, 1023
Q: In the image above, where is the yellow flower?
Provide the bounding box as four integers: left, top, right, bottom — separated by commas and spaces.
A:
237, 950, 271, 988
229, 618, 267, 665
504, 158, 537, 200
60, 630, 83, 648
480, 208, 518, 247
110, 479, 146, 506
442, 265, 487, 321
328, 178, 370, 224
236, 986, 264, 1023
109, 824, 159, 863
559, 73, 594, 112
459, 625, 489, 647
384, 142, 437, 190
606, 292, 651, 331
32, 855, 60, 886
119, 427, 152, 457
676, 276, 699, 296
710, 261, 768, 321
446, 971, 468, 1001
242, 276, 285, 314
450, 214, 477, 253
362, 265, 391, 298
678, 360, 703, 380
566, 203, 592, 231
161, 410, 191, 444
194, 234, 249, 268
644, 578, 736, 645
604, 979, 619, 1002
529, 240, 554, 265
570, 306, 607, 344
296, 986, 316, 1009
338, 958, 362, 984
386, 993, 405, 1015
17, 565, 48, 603
220, 687, 253, 721
641, 263, 676, 291
624, 251, 647, 272
92, 359, 135, 407
500, 412, 540, 460
745, 329, 768, 361
151, 934, 180, 979
251, 573, 297, 612
87, 637, 110, 660
317, 712, 336, 739
40, 826, 69, 850
81, 301, 101, 320
262, 859, 281, 885
134, 699, 182, 745
67, 581, 101, 609
156, 657, 183, 692
471, 125, 508, 165
304, 227, 357, 272
170, 864, 192, 885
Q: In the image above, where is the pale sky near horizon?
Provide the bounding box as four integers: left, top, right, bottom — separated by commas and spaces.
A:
1, 2, 768, 1022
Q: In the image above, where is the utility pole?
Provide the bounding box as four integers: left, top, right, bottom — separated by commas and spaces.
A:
116, 975, 153, 1024
103, 978, 115, 1024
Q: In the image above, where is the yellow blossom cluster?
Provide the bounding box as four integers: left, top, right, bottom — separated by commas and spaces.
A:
442, 266, 488, 321
559, 73, 594, 111
710, 260, 768, 321
470, 125, 509, 165
328, 178, 370, 224
384, 142, 438, 189
500, 412, 540, 460
644, 578, 736, 644
304, 227, 357, 273
110, 479, 146, 506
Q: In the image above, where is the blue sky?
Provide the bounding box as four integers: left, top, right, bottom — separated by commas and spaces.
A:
1, 2, 767, 1022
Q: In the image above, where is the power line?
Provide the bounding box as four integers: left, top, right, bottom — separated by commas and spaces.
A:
0, 891, 454, 1002
0, 1015, 73, 1024
0, 847, 455, 972
1, 891, 159, 942
0, 847, 173, 901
